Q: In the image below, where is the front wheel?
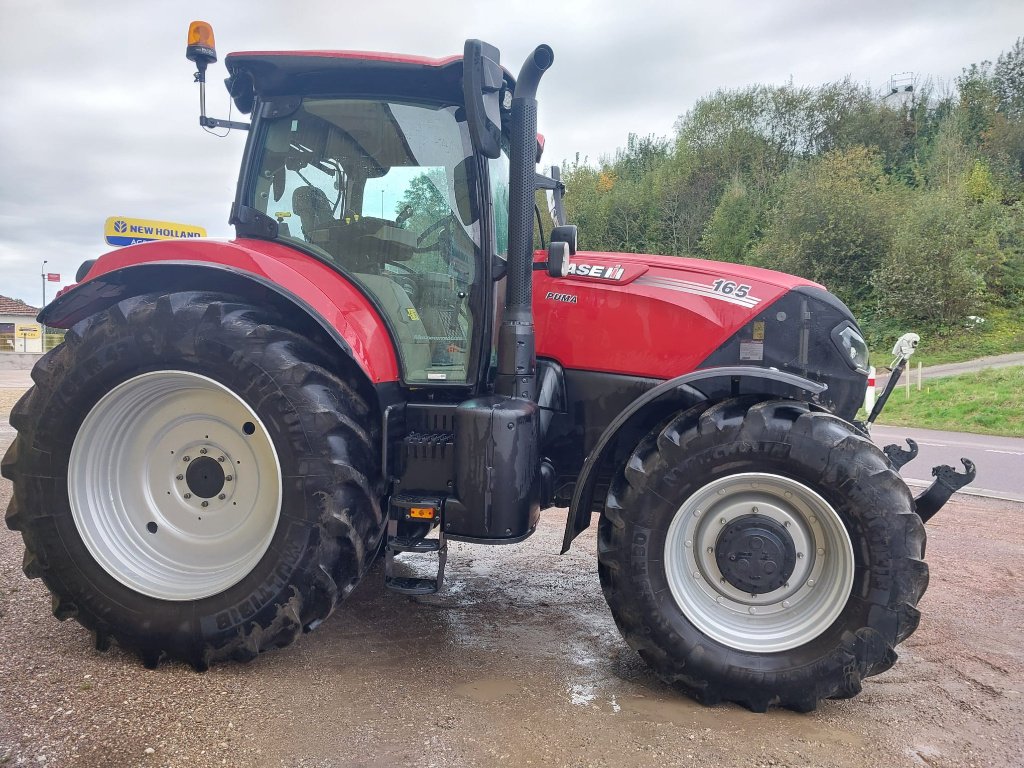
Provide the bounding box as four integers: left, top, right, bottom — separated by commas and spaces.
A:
3, 292, 385, 669
597, 398, 928, 712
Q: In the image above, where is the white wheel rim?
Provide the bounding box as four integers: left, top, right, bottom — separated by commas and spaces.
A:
68, 371, 282, 601
664, 472, 855, 653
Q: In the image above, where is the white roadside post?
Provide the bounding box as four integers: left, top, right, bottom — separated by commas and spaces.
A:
864, 366, 876, 414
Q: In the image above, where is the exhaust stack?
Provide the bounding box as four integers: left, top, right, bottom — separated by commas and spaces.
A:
494, 44, 554, 400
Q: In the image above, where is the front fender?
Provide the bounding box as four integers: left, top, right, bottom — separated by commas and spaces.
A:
40, 238, 400, 384
561, 366, 827, 553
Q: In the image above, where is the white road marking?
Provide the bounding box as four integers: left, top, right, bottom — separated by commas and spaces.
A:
985, 449, 1024, 456
902, 478, 1024, 503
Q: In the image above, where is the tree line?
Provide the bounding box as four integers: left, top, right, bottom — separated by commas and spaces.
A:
561, 38, 1024, 345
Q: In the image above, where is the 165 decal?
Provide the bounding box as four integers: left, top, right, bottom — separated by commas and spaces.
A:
710, 279, 751, 298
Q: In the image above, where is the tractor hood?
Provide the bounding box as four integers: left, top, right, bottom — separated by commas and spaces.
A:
550, 250, 822, 293
532, 249, 866, 419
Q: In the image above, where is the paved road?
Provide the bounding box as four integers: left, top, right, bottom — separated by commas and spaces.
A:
870, 424, 1024, 503
875, 351, 1024, 384
0, 370, 31, 388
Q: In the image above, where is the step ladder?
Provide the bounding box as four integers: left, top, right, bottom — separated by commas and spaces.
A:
384, 497, 447, 595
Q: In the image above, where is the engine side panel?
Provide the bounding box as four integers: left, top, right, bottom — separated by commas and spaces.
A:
533, 251, 817, 378
51, 238, 401, 383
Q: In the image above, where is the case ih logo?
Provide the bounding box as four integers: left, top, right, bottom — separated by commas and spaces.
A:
566, 263, 625, 280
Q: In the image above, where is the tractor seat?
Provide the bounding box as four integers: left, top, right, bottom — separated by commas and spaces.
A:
292, 185, 334, 240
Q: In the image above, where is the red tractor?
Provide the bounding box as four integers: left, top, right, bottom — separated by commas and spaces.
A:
3, 23, 974, 711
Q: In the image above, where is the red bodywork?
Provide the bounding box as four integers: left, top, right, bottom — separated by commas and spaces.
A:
81, 239, 401, 383
77, 238, 818, 387
227, 50, 462, 67
534, 251, 819, 378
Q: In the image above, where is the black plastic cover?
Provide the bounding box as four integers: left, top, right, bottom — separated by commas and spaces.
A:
446, 395, 540, 541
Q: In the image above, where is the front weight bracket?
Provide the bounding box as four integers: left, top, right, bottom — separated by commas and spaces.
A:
883, 438, 919, 471
914, 459, 977, 523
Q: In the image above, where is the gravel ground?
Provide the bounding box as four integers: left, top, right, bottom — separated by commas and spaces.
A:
1, 391, 1023, 767
0, 389, 24, 420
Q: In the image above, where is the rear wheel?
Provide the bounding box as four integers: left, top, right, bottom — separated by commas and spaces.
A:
2, 292, 385, 669
597, 398, 928, 711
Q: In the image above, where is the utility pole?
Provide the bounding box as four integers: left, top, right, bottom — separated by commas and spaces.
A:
41, 259, 48, 349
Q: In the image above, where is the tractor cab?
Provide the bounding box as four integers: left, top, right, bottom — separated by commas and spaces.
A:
222, 50, 516, 390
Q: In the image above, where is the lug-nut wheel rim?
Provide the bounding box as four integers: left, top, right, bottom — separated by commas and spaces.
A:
664, 472, 855, 653
68, 371, 282, 601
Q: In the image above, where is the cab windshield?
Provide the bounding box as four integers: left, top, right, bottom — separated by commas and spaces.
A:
250, 99, 481, 385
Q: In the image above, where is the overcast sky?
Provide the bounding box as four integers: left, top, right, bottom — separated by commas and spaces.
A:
2, 0, 1022, 306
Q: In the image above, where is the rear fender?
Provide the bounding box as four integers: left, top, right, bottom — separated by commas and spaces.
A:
561, 367, 827, 553
40, 240, 401, 385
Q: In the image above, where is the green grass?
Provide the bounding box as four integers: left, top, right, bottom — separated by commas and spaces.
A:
873, 366, 1024, 437
866, 306, 1024, 367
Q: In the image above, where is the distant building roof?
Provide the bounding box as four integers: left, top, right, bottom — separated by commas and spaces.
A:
0, 295, 40, 315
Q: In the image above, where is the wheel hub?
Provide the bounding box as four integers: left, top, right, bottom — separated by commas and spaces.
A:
715, 514, 796, 594
184, 455, 226, 498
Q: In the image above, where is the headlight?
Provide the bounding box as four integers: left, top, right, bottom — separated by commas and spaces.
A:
831, 322, 869, 374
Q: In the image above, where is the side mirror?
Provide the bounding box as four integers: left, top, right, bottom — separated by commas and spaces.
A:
226, 71, 256, 114
463, 40, 504, 159
550, 224, 577, 255
547, 241, 570, 277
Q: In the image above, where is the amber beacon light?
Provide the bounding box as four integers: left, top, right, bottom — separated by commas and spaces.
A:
184, 20, 246, 131
186, 21, 217, 67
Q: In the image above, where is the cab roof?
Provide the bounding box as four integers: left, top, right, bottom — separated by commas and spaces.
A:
224, 50, 513, 111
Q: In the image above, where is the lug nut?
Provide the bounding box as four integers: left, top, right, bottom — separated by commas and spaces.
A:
183, 456, 190, 462
201, 501, 209, 508
218, 493, 226, 500
218, 456, 225, 462
200, 448, 208, 455
176, 474, 183, 481
184, 493, 192, 500
225, 475, 233, 482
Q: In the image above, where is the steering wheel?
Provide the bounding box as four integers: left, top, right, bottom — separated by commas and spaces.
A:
415, 214, 457, 251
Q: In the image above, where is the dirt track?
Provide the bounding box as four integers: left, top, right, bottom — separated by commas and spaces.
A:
1, 392, 1023, 767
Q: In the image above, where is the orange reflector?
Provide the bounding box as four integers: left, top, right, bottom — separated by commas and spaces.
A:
186, 21, 217, 64
409, 507, 436, 519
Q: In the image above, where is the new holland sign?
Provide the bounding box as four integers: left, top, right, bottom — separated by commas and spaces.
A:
104, 217, 207, 247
